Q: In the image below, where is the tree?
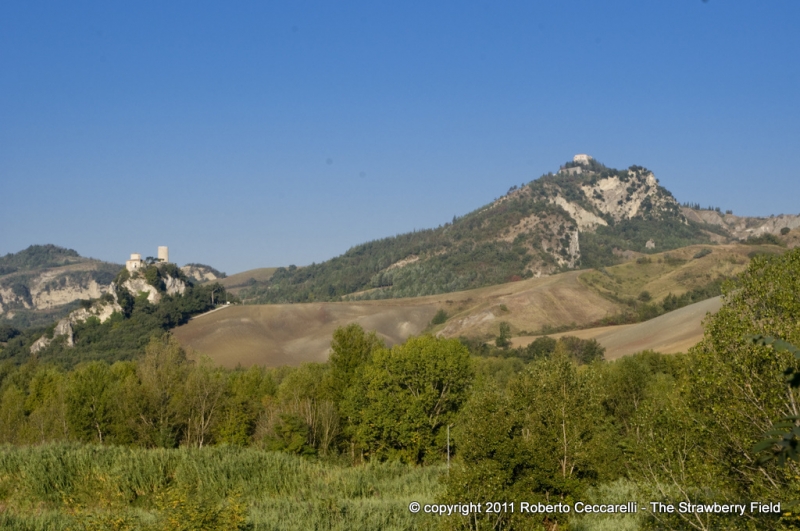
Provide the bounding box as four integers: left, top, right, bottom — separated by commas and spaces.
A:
182, 359, 225, 448
495, 322, 511, 348
347, 335, 473, 464
66, 361, 116, 443
324, 324, 383, 405
135, 334, 187, 447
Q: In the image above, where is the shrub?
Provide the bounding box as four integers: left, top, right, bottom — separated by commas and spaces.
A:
431, 309, 448, 325
781, 227, 791, 236
693, 248, 712, 259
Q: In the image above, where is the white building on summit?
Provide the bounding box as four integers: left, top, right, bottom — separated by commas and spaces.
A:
125, 246, 170, 272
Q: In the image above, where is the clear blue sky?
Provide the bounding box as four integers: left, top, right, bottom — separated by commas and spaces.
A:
2, 1, 798, 274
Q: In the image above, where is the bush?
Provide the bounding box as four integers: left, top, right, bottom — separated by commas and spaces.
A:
742, 233, 784, 246
781, 227, 791, 236
431, 309, 448, 325
693, 248, 712, 259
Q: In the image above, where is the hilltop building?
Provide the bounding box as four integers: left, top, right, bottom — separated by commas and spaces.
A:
126, 253, 144, 272
559, 153, 594, 175
125, 246, 171, 272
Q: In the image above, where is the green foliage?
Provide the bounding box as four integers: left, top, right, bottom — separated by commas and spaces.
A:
494, 321, 511, 348
0, 245, 81, 275
781, 227, 791, 236
0, 445, 441, 530
580, 219, 712, 269
742, 233, 785, 246
430, 309, 448, 325
692, 247, 712, 259
346, 335, 473, 464
324, 324, 383, 406
749, 335, 800, 465
0, 325, 20, 342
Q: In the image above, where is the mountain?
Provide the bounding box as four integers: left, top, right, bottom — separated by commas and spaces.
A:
239, 156, 739, 303
0, 245, 121, 328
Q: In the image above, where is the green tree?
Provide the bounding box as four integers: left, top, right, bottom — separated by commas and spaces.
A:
135, 335, 187, 447
347, 335, 473, 464
495, 321, 511, 348
66, 361, 116, 443
323, 324, 383, 405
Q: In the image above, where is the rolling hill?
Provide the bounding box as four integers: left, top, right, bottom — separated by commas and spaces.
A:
0, 245, 122, 328
238, 155, 799, 305
173, 242, 770, 367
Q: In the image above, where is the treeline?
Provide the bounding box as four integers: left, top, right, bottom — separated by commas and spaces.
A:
0, 244, 83, 275
579, 218, 718, 269
0, 331, 472, 465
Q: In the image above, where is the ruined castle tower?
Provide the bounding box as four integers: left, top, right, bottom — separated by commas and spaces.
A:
158, 246, 169, 263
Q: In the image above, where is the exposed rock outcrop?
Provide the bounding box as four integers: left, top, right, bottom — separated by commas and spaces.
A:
681, 207, 800, 240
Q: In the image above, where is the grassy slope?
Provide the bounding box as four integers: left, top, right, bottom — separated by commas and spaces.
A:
578, 243, 761, 302
215, 267, 277, 295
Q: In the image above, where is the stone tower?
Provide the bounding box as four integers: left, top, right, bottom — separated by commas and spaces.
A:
158, 246, 169, 263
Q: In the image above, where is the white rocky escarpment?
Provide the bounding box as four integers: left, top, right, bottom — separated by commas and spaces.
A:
681, 207, 800, 240
180, 265, 219, 283
581, 170, 679, 222
30, 295, 124, 354
550, 196, 608, 230
0, 271, 113, 315
123, 273, 186, 304
30, 272, 188, 354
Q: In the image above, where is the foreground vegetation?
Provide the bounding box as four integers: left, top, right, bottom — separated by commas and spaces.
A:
0, 445, 441, 530
0, 249, 797, 529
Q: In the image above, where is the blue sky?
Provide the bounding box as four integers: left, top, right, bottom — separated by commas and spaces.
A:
2, 1, 798, 274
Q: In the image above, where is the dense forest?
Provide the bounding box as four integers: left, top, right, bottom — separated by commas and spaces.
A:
240, 162, 718, 304
0, 248, 797, 529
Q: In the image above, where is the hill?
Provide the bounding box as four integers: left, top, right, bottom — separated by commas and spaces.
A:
0, 245, 121, 328
217, 267, 277, 296
239, 155, 793, 304
173, 242, 764, 367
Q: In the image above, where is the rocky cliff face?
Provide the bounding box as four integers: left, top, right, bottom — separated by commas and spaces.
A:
492, 161, 684, 274
30, 295, 123, 354
0, 268, 115, 317
29, 265, 189, 354
181, 264, 222, 283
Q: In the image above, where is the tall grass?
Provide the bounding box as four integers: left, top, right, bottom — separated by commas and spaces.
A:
0, 444, 442, 530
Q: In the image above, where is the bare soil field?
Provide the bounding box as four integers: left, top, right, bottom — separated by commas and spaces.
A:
511, 296, 723, 359
174, 271, 622, 367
